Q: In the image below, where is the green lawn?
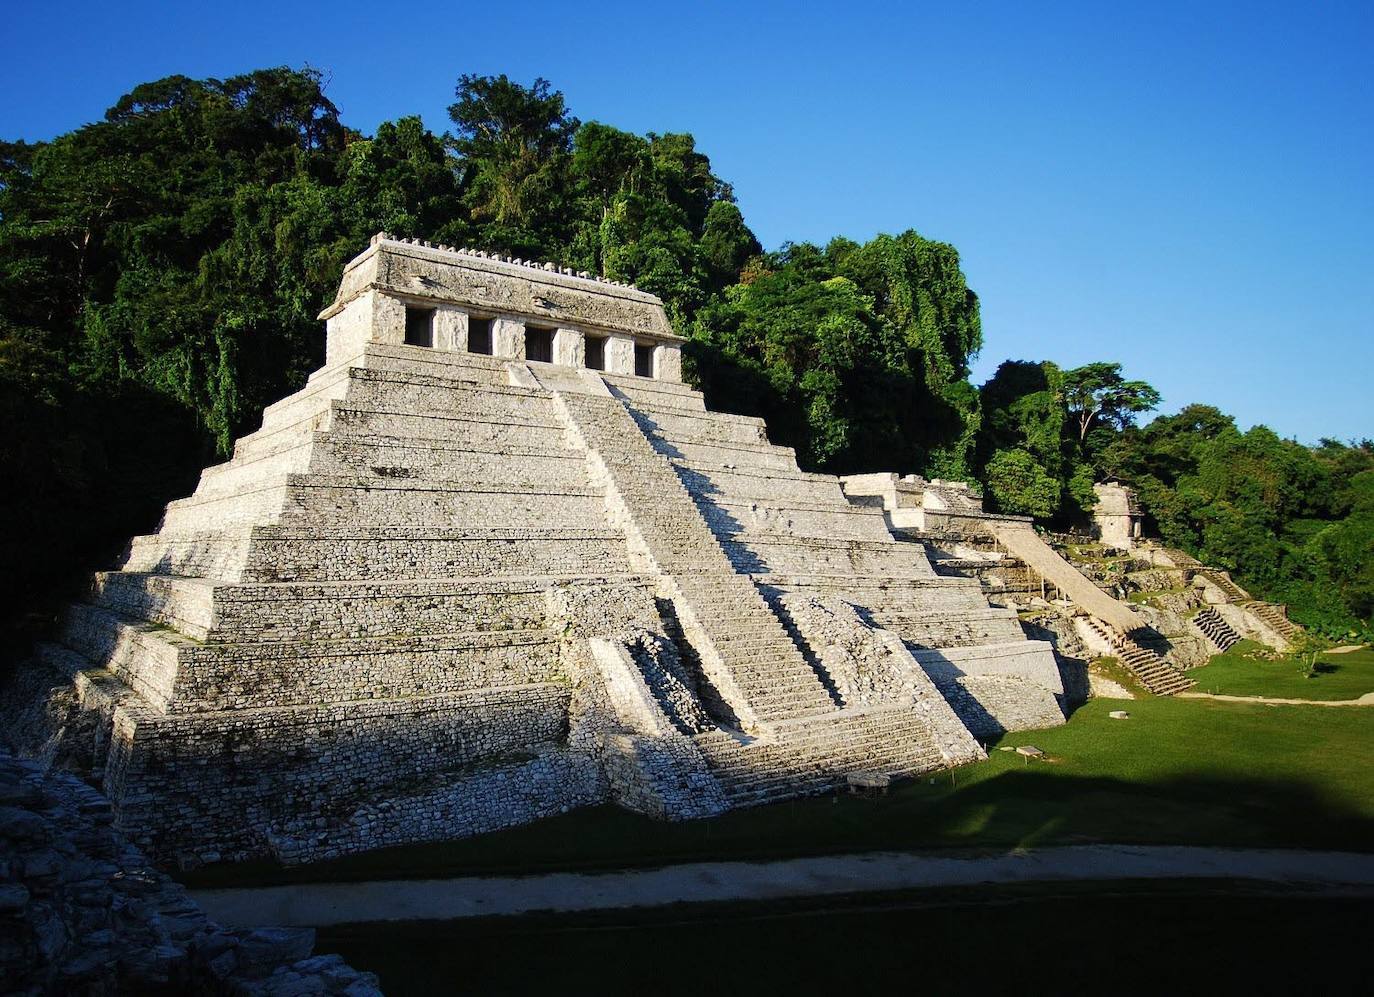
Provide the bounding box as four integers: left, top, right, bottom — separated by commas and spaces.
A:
1189, 644, 1374, 701
183, 694, 1374, 888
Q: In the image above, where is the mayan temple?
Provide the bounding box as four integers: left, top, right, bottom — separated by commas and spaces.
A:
26, 234, 1067, 865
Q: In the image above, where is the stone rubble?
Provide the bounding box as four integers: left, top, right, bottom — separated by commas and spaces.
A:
0, 747, 380, 996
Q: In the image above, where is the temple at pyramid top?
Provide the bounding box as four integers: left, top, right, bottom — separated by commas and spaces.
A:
318, 233, 686, 380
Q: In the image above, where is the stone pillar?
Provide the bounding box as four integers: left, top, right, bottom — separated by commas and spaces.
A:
371, 292, 407, 347
605, 333, 635, 376
492, 317, 526, 359
554, 327, 584, 368
324, 293, 371, 367
433, 307, 467, 352
657, 343, 683, 383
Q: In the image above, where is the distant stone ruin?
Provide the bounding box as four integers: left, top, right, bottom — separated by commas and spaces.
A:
10, 235, 1065, 866
838, 472, 1303, 693
1091, 481, 1144, 550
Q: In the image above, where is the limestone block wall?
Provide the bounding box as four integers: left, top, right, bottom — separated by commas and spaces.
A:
239, 528, 633, 583
323, 290, 392, 367
266, 749, 605, 865
276, 477, 610, 530
122, 528, 254, 581
103, 685, 573, 860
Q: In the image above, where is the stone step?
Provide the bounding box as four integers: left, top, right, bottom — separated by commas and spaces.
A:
328, 404, 564, 450
240, 526, 633, 582
693, 706, 947, 804
275, 473, 609, 530
554, 386, 839, 723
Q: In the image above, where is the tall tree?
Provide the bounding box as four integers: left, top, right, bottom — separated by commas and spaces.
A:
1062, 361, 1161, 441
448, 74, 578, 256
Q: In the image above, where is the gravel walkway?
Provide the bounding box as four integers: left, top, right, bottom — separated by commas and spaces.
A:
1178, 691, 1374, 706
190, 846, 1374, 927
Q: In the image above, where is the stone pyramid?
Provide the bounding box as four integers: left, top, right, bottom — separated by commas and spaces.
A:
27, 235, 1065, 865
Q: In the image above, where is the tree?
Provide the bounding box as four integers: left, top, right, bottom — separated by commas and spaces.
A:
984, 448, 1062, 518
448, 74, 578, 254
1062, 362, 1161, 441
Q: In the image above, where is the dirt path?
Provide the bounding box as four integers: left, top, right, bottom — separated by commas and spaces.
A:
190, 846, 1374, 927
1178, 691, 1374, 706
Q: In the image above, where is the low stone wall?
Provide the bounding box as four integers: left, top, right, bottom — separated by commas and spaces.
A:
102, 684, 572, 863
909, 641, 1066, 739
0, 748, 380, 995
263, 748, 605, 866
935, 676, 1065, 741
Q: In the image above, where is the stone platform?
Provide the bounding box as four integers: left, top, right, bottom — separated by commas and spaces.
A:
11, 235, 1064, 865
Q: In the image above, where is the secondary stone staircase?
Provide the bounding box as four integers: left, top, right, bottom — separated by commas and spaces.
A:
692, 706, 946, 807
1157, 546, 1202, 569
549, 382, 838, 728
1192, 607, 1242, 652
1196, 569, 1251, 602
1246, 601, 1301, 642
1082, 617, 1194, 695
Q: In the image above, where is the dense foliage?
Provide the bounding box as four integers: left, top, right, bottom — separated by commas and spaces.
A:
1097, 410, 1374, 638
0, 68, 1367, 645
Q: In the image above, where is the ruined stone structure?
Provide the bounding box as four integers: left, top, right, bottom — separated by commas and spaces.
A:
840, 472, 1304, 695
17, 235, 1065, 866
841, 473, 1194, 695
1092, 481, 1144, 550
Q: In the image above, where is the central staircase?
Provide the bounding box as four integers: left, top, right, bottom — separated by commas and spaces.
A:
545, 371, 976, 803
549, 379, 837, 728
1196, 569, 1251, 602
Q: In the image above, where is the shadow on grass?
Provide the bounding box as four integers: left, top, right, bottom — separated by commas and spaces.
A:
319, 884, 1373, 997
181, 766, 1374, 889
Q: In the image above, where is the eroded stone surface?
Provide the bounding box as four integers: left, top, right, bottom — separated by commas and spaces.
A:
0, 748, 378, 995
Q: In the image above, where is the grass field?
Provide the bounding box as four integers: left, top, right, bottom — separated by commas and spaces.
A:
1188, 644, 1374, 700
183, 693, 1374, 888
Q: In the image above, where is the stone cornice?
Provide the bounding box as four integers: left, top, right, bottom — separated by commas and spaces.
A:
319, 234, 683, 342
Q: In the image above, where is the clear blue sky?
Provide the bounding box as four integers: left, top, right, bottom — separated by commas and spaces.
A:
3, 0, 1370, 443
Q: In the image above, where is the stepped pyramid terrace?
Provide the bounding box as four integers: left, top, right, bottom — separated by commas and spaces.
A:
16, 234, 1067, 866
